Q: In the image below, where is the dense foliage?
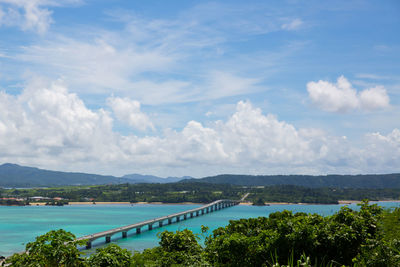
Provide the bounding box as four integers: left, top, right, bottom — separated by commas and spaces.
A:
190, 173, 400, 188
246, 185, 339, 204
2, 183, 245, 203
4, 201, 400, 266
3, 183, 400, 204
5, 230, 86, 267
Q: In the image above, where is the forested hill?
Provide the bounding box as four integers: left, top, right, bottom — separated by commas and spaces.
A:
0, 163, 189, 187
0, 163, 124, 187
182, 174, 400, 188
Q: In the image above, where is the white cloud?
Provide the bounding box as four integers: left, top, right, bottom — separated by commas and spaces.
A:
359, 86, 390, 110
0, 79, 118, 167
0, 0, 81, 33
307, 75, 390, 112
281, 18, 303, 31
4, 3, 306, 105
0, 82, 399, 176
15, 35, 262, 104
17, 37, 175, 95
361, 129, 400, 172
0, 0, 48, 33
107, 97, 154, 132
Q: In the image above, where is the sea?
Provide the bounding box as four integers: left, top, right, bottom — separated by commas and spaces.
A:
1, 201, 400, 257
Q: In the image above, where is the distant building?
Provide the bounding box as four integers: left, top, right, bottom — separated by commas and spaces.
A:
30, 196, 50, 201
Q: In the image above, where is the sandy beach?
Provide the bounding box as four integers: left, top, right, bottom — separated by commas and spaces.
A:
26, 200, 400, 206
68, 201, 203, 205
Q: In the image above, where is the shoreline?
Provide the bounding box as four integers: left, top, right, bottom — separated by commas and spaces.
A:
68, 201, 204, 205
1, 199, 398, 207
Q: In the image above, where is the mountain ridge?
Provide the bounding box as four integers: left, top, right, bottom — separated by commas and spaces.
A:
180, 173, 400, 188
2, 163, 400, 188
0, 163, 186, 187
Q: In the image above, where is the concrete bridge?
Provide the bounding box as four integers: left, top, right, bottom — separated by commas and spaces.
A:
76, 199, 239, 249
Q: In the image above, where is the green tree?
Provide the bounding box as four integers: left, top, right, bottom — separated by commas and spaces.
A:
134, 229, 206, 266
5, 229, 86, 267
252, 197, 265, 206
204, 201, 385, 266
87, 244, 133, 267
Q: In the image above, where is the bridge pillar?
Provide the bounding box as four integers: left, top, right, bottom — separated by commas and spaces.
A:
201, 209, 204, 215
136, 227, 141, 234
196, 211, 199, 216
159, 221, 163, 227
176, 216, 180, 222
206, 207, 209, 213
105, 236, 111, 243
168, 218, 172, 224
184, 214, 187, 220
86, 241, 92, 249
210, 206, 213, 212
190, 212, 193, 218
148, 224, 153, 231
122, 232, 127, 238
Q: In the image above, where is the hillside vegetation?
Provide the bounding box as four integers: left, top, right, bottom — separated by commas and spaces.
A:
183, 173, 400, 188
3, 183, 400, 205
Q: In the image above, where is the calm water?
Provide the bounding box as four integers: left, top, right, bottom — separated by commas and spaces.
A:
1, 202, 400, 257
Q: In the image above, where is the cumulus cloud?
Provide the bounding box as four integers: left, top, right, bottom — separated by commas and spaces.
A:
307, 75, 390, 112
0, 79, 118, 166
107, 97, 154, 132
0, 81, 399, 176
361, 129, 400, 172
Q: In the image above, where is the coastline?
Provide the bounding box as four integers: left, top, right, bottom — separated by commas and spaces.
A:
68, 201, 204, 205
240, 202, 337, 206
9, 199, 400, 207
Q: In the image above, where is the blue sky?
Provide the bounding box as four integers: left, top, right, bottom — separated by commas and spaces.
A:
0, 0, 399, 177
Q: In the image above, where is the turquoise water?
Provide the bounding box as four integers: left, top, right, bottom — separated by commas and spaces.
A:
1, 202, 400, 257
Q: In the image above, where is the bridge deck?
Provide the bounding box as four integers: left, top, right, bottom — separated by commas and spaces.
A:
76, 199, 238, 246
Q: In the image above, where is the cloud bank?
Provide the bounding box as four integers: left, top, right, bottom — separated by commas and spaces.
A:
0, 81, 398, 176
307, 76, 390, 112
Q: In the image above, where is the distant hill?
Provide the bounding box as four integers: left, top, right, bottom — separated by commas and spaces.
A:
182, 174, 400, 189
0, 163, 125, 187
122, 174, 190, 184
0, 163, 191, 187
2, 163, 399, 189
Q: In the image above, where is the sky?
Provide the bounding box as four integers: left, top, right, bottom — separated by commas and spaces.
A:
0, 0, 399, 177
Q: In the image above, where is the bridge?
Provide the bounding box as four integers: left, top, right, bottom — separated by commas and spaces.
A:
76, 199, 239, 249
